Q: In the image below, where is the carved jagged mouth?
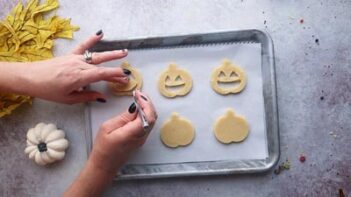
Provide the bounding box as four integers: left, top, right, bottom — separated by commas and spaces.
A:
216, 81, 240, 88
165, 84, 186, 91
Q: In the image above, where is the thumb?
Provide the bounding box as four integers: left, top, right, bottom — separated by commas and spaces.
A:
68, 90, 106, 103
100, 103, 138, 133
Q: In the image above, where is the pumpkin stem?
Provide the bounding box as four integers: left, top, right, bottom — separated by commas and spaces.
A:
37, 142, 47, 152
171, 112, 180, 119
168, 63, 178, 71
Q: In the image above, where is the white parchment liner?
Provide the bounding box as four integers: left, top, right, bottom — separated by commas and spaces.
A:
89, 43, 268, 164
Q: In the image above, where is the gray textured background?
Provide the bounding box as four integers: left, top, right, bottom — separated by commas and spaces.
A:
0, 0, 350, 196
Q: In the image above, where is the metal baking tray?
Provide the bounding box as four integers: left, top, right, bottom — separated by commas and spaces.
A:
85, 29, 279, 180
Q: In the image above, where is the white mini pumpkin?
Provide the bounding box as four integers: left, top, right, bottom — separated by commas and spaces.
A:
24, 122, 69, 166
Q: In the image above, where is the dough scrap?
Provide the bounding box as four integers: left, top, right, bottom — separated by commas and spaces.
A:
109, 62, 142, 96
214, 109, 249, 144
160, 113, 195, 148
210, 59, 247, 95
158, 63, 192, 98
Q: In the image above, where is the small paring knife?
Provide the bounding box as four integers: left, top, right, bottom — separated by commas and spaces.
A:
132, 90, 149, 131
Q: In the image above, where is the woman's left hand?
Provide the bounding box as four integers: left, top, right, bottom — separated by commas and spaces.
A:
13, 31, 129, 104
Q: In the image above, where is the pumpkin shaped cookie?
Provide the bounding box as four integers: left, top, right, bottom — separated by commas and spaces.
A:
158, 63, 192, 98
24, 123, 69, 166
109, 62, 142, 96
210, 59, 247, 95
160, 113, 195, 148
213, 109, 249, 144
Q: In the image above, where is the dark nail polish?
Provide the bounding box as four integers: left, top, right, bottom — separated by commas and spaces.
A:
141, 95, 148, 101
96, 98, 106, 103
128, 103, 136, 113
123, 69, 131, 75
96, 29, 103, 36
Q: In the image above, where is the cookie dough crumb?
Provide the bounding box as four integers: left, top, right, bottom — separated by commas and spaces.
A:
274, 159, 291, 175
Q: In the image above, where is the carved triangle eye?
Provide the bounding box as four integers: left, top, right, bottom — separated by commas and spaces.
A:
175, 76, 182, 82
219, 71, 226, 78
229, 71, 238, 78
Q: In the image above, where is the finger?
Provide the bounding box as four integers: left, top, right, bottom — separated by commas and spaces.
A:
110, 99, 157, 143
78, 60, 95, 70
109, 92, 157, 139
71, 30, 104, 55
66, 90, 106, 104
80, 67, 129, 85
141, 91, 157, 114
83, 50, 128, 65
106, 76, 129, 84
101, 103, 138, 133
135, 90, 157, 122
112, 116, 147, 139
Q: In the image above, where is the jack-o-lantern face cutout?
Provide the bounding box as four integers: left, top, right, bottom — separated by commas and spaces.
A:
213, 109, 249, 144
160, 113, 195, 148
109, 62, 142, 96
210, 59, 247, 95
158, 63, 192, 98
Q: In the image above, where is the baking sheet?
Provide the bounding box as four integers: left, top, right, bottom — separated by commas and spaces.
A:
89, 43, 268, 165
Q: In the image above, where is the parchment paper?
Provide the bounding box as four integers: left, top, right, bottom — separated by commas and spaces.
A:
89, 43, 268, 164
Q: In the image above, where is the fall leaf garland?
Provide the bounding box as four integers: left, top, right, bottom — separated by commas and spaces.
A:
0, 0, 79, 117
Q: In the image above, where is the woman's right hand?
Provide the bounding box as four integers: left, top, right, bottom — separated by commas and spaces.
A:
64, 90, 157, 196
88, 90, 157, 174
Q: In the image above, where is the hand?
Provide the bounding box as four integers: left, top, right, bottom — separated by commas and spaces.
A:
89, 90, 158, 173
19, 30, 130, 104
64, 90, 157, 196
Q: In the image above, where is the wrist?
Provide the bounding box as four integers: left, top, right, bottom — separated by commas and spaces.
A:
0, 62, 34, 95
86, 157, 119, 178
88, 151, 124, 176
64, 158, 117, 196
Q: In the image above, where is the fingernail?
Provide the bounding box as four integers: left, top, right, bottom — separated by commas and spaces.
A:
96, 98, 106, 103
141, 95, 148, 101
122, 49, 128, 53
128, 103, 136, 113
123, 69, 131, 75
123, 76, 129, 81
96, 29, 103, 36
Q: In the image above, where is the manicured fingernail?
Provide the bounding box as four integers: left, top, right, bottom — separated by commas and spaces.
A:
128, 103, 136, 113
96, 29, 103, 36
123, 69, 131, 75
141, 95, 148, 101
123, 77, 129, 81
96, 98, 106, 103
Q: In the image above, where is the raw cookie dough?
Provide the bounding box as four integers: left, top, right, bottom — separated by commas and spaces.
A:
210, 59, 247, 95
213, 109, 249, 144
160, 113, 195, 148
109, 62, 142, 96
158, 63, 192, 98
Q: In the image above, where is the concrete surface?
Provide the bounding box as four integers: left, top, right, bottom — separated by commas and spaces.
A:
0, 0, 350, 196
